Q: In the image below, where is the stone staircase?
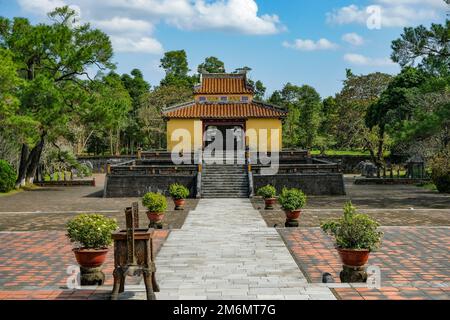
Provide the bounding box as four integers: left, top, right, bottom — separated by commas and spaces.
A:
202, 160, 249, 198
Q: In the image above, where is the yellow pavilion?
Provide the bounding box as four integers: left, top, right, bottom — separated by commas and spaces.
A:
162, 72, 287, 153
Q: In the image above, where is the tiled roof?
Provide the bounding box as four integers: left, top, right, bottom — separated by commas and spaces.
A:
163, 101, 287, 119
195, 74, 253, 94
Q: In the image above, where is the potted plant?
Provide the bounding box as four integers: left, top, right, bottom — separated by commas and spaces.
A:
142, 192, 167, 225
321, 202, 383, 268
257, 185, 277, 210
169, 183, 190, 210
66, 214, 118, 285
278, 188, 307, 224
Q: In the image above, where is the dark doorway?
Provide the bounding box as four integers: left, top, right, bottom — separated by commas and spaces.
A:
203, 121, 245, 152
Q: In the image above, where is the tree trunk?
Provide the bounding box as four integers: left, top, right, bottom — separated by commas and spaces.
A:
15, 144, 30, 188
115, 128, 121, 156
26, 137, 45, 184
109, 130, 114, 155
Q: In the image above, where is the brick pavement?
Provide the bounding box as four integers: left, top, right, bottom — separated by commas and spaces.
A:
0, 231, 169, 297
279, 227, 450, 300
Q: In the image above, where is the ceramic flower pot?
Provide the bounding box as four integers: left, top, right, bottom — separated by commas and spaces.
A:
264, 198, 276, 210
284, 209, 301, 220
73, 248, 108, 268
147, 212, 165, 223
173, 199, 186, 210
337, 248, 370, 267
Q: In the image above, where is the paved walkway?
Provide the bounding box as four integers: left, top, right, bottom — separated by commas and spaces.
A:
154, 199, 335, 300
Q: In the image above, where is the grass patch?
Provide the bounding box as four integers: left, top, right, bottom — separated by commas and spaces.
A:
311, 150, 369, 156
0, 189, 22, 197
310, 149, 392, 157
417, 183, 438, 192
0, 184, 41, 197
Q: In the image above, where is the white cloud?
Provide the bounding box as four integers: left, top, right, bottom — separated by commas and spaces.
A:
17, 0, 284, 35
166, 0, 284, 35
326, 0, 444, 28
16, 0, 285, 55
110, 36, 163, 54
342, 33, 365, 46
93, 17, 154, 35
344, 53, 396, 66
283, 38, 338, 51
17, 0, 66, 14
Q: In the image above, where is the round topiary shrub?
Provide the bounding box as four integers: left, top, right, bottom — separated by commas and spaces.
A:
278, 187, 307, 211
66, 214, 118, 249
0, 160, 16, 193
430, 155, 450, 193
142, 192, 167, 213
169, 183, 190, 200
257, 185, 277, 199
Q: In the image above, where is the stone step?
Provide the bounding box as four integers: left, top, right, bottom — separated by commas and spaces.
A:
202, 175, 247, 182
203, 189, 249, 193
203, 183, 248, 187
203, 168, 247, 172
202, 193, 249, 198
202, 190, 248, 194
203, 177, 247, 181
203, 172, 246, 175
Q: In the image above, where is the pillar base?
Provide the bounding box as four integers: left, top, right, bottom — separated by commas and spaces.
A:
80, 267, 105, 286
285, 219, 299, 228
340, 265, 368, 283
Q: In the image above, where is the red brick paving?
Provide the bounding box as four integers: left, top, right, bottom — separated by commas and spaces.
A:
0, 230, 169, 299
279, 227, 450, 300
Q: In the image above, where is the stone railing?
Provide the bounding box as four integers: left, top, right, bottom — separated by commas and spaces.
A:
252, 163, 341, 175
109, 163, 198, 176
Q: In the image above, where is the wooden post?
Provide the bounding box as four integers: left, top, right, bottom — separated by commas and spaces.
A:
125, 207, 136, 266
132, 202, 139, 228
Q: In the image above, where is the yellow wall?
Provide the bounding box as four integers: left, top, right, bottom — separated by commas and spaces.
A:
194, 94, 253, 102
246, 119, 282, 152
167, 118, 283, 152
167, 119, 203, 152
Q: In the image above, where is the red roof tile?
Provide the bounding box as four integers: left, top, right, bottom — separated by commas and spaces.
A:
195, 74, 253, 94
163, 102, 287, 119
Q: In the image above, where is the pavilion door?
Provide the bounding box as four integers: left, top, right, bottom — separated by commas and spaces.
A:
203, 121, 245, 152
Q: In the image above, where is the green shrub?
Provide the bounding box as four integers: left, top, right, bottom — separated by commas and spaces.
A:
430, 156, 450, 193
66, 214, 118, 249
169, 183, 190, 200
278, 188, 307, 211
78, 164, 93, 178
142, 192, 167, 213
257, 185, 277, 199
0, 160, 16, 193
321, 202, 383, 251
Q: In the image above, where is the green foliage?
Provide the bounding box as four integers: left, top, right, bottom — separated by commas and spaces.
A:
391, 20, 450, 76
142, 192, 167, 213
332, 71, 393, 150
66, 214, 118, 249
278, 188, 307, 211
257, 185, 277, 199
0, 6, 115, 183
0, 160, 16, 193
160, 50, 196, 88
138, 84, 193, 150
321, 202, 383, 251
430, 155, 450, 193
198, 56, 225, 73
169, 183, 190, 200
269, 83, 322, 149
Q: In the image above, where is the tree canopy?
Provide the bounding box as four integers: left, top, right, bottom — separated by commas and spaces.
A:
198, 56, 226, 73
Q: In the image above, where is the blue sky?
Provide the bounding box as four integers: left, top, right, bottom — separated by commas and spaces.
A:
0, 0, 448, 97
